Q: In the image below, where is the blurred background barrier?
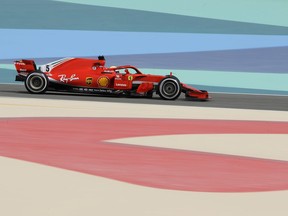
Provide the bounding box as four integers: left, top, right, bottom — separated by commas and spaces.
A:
1, 0, 287, 95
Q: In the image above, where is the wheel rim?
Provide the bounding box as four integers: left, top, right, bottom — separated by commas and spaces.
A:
30, 76, 44, 90
159, 78, 181, 100
163, 82, 177, 96
26, 73, 48, 93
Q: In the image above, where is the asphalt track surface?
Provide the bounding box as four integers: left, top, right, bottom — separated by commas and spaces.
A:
0, 84, 287, 111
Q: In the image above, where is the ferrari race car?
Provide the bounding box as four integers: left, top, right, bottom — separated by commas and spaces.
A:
14, 56, 209, 100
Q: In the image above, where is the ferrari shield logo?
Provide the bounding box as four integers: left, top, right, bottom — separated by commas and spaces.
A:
86, 77, 93, 85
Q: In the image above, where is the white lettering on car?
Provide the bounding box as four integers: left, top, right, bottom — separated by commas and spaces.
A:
116, 83, 127, 87
58, 74, 79, 83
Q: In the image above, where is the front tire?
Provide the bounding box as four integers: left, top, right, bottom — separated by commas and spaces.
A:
158, 77, 181, 100
25, 72, 49, 94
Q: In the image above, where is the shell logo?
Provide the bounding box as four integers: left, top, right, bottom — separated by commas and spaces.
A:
97, 76, 109, 87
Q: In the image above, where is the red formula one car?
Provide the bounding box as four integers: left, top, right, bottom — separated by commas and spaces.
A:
14, 56, 209, 100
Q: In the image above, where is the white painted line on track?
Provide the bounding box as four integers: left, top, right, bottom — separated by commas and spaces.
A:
109, 134, 288, 161
0, 96, 288, 121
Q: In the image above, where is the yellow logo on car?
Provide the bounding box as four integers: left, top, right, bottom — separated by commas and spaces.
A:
128, 75, 133, 81
97, 76, 109, 87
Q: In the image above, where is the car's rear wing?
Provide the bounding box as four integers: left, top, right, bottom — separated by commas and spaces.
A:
14, 60, 37, 73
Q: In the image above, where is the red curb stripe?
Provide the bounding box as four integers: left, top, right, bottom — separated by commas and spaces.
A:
1, 118, 288, 192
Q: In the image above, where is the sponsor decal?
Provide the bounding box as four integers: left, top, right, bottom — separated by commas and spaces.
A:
97, 76, 110, 87
115, 74, 122, 81
15, 62, 25, 65
128, 75, 133, 81
58, 74, 79, 83
86, 77, 93, 85
116, 83, 127, 87
73, 87, 113, 93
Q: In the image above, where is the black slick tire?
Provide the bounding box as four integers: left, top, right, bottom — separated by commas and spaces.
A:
25, 72, 49, 94
158, 77, 181, 100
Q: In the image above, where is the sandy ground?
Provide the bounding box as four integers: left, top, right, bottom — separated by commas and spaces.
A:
1, 96, 288, 216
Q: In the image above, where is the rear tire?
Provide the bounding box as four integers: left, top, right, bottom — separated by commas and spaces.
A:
158, 77, 181, 100
25, 72, 49, 94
